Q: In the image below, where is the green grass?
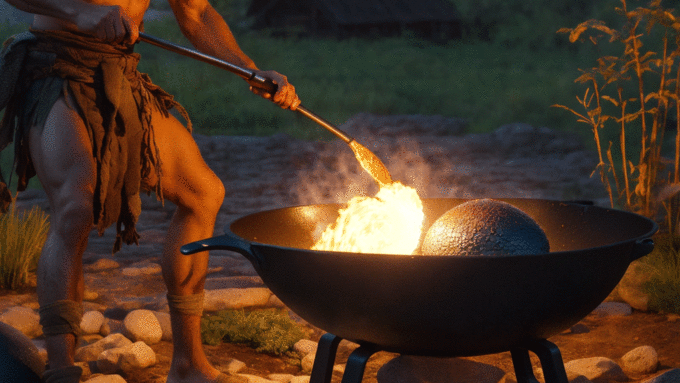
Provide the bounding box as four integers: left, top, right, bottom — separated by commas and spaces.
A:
201, 309, 307, 355
640, 234, 680, 314
136, 16, 600, 140
0, 8, 607, 143
0, 199, 49, 290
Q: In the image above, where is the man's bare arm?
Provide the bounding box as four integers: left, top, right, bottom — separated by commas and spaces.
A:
167, 0, 300, 109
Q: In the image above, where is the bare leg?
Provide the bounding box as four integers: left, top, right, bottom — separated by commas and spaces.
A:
150, 111, 226, 382
29, 97, 96, 369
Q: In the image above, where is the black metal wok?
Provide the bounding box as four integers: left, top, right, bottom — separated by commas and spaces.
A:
181, 198, 657, 356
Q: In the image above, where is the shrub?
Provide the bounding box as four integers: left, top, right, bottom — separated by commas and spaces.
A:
0, 200, 49, 290
554, 0, 680, 233
640, 233, 680, 313
200, 309, 306, 355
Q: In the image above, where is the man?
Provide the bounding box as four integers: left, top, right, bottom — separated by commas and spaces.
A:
0, 0, 300, 382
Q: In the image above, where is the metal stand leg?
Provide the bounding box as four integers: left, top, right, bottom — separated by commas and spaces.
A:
511, 339, 568, 383
310, 334, 342, 383
511, 348, 541, 383
340, 345, 379, 383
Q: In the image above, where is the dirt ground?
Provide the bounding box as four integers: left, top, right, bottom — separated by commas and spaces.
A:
4, 271, 679, 383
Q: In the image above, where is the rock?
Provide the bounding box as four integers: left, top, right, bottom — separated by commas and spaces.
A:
97, 347, 126, 374
118, 341, 157, 371
81, 311, 106, 334
290, 377, 310, 383
640, 369, 680, 383
0, 306, 42, 338
121, 262, 161, 276
293, 339, 318, 356
203, 288, 272, 311
84, 258, 120, 272
590, 302, 632, 318
268, 373, 294, 382
616, 261, 654, 311
84, 374, 127, 383
100, 320, 111, 336
223, 358, 247, 373
152, 311, 172, 341
97, 341, 156, 373
377, 356, 506, 383
80, 334, 104, 346
123, 309, 162, 344
300, 353, 315, 375
621, 345, 659, 375
239, 374, 276, 383
75, 333, 133, 362
83, 289, 100, 301
564, 357, 628, 382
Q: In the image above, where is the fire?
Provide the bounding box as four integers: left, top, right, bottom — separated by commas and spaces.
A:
312, 182, 424, 255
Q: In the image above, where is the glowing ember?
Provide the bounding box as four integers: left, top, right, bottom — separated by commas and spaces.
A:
312, 182, 424, 255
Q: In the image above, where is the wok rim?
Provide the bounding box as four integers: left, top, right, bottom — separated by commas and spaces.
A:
226, 197, 659, 258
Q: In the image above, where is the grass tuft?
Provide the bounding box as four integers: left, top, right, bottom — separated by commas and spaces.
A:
0, 200, 49, 290
640, 234, 680, 314
201, 309, 307, 355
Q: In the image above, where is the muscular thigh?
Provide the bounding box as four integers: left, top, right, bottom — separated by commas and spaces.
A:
29, 96, 96, 212
149, 110, 223, 208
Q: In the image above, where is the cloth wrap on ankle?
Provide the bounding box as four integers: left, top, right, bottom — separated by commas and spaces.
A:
167, 291, 205, 316
42, 365, 83, 383
38, 300, 83, 338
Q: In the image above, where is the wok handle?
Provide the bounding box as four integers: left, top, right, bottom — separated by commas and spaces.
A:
180, 234, 263, 268
630, 238, 655, 262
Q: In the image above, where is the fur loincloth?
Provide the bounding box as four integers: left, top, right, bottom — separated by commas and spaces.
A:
0, 29, 191, 253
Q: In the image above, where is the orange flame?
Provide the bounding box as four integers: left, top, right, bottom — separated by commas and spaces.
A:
312, 182, 424, 255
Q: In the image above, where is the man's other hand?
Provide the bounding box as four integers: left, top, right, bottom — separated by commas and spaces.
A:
76, 5, 138, 45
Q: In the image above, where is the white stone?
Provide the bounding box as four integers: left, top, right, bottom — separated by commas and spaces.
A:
75, 333, 133, 362
293, 339, 318, 356
223, 358, 247, 373
0, 306, 41, 338
84, 374, 127, 383
84, 258, 120, 273
621, 345, 659, 375
565, 357, 628, 382
590, 302, 632, 318
300, 353, 315, 375
152, 311, 172, 341
616, 261, 653, 311
97, 347, 126, 374
203, 288, 272, 311
290, 376, 310, 383
100, 320, 111, 337
118, 341, 157, 371
239, 374, 276, 383
641, 368, 680, 383
267, 373, 294, 382
81, 311, 106, 334
123, 309, 162, 344
121, 263, 161, 276
83, 289, 100, 301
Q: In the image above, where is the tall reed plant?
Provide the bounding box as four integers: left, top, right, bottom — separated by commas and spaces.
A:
0, 200, 49, 290
555, 0, 680, 233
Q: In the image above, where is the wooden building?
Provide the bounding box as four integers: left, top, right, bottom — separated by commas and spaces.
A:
246, 0, 461, 41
